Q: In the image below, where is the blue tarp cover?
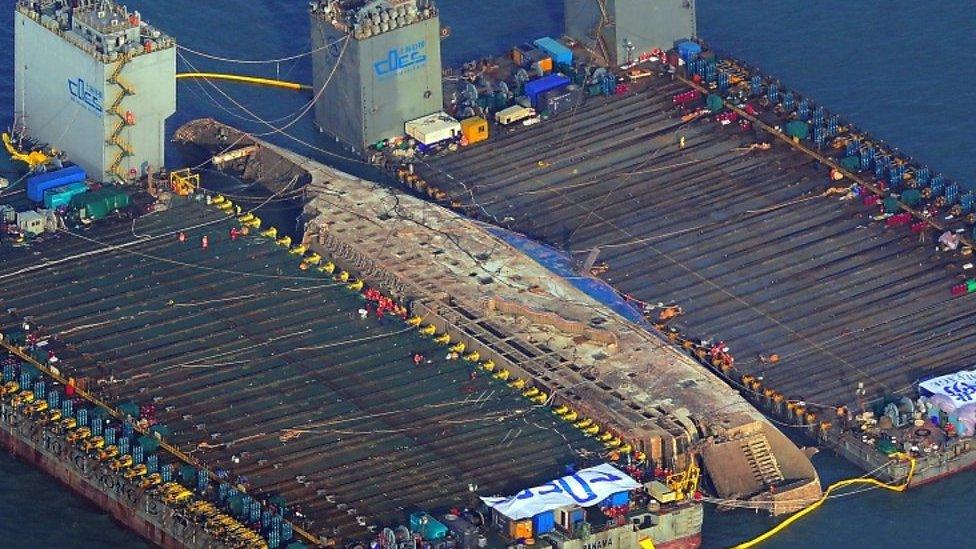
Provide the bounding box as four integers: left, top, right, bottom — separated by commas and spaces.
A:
480, 223, 647, 325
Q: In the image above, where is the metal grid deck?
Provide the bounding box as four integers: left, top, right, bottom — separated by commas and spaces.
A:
413, 76, 976, 414
0, 197, 601, 540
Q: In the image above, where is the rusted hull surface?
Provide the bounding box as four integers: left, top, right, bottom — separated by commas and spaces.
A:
656, 532, 702, 549
0, 409, 200, 548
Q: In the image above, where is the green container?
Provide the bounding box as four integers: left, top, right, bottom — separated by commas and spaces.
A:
901, 189, 922, 206
785, 120, 810, 140
883, 196, 900, 214
840, 155, 861, 171
138, 434, 161, 453
706, 94, 724, 113
967, 279, 976, 294
71, 187, 131, 221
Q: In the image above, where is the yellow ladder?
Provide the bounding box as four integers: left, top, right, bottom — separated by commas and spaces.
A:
105, 54, 136, 179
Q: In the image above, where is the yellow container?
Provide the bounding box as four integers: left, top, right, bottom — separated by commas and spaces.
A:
460, 117, 489, 145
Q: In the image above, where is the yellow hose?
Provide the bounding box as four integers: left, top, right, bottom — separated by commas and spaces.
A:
731, 454, 916, 548
176, 72, 311, 91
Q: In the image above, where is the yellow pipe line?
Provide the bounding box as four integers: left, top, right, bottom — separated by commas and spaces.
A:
731, 454, 916, 548
176, 72, 311, 91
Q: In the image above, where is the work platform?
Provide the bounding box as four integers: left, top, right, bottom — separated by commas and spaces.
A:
0, 196, 603, 543
409, 72, 976, 419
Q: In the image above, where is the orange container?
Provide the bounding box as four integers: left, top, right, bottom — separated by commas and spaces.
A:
535, 57, 553, 74
508, 519, 533, 540
460, 117, 488, 145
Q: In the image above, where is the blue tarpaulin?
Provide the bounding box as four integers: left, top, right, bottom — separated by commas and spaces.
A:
479, 224, 648, 326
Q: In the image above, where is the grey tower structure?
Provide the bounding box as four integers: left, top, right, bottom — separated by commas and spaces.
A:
565, 0, 696, 66
310, 1, 443, 155
14, 0, 176, 182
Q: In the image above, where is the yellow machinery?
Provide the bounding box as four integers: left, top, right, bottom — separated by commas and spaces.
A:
170, 168, 200, 196
2, 132, 48, 168
665, 458, 701, 502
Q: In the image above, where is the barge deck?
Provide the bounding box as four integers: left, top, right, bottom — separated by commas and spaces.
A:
409, 65, 976, 428
0, 195, 605, 544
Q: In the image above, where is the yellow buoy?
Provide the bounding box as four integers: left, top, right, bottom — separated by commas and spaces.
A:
597, 432, 613, 442
464, 351, 480, 362
212, 195, 226, 205
419, 324, 437, 336
276, 236, 292, 248
574, 418, 593, 429
619, 444, 633, 454
563, 410, 579, 422
260, 227, 278, 239
407, 316, 423, 327
289, 244, 307, 256
531, 392, 548, 404
244, 216, 261, 229
347, 279, 364, 291
553, 405, 570, 416
509, 378, 526, 390
604, 437, 622, 448
305, 253, 322, 265
318, 261, 336, 274
522, 387, 540, 398
480, 359, 495, 371
449, 342, 466, 354
433, 333, 451, 345
238, 213, 255, 223
583, 424, 600, 436
494, 369, 510, 381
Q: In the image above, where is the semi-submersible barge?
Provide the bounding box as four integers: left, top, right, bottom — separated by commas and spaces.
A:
354, 1, 976, 488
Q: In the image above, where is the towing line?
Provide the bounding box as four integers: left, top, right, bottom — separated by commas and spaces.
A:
176, 72, 311, 92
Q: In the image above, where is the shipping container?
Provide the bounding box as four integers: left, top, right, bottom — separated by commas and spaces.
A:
532, 57, 553, 75
409, 512, 447, 540
533, 37, 573, 66
524, 74, 572, 108
532, 511, 555, 535
26, 165, 85, 202
540, 84, 584, 117
43, 181, 88, 209
507, 518, 533, 540
459, 117, 489, 145
404, 112, 461, 146
16, 210, 45, 235
495, 105, 537, 126
71, 187, 131, 221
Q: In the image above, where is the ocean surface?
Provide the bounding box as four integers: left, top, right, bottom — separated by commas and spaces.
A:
2, 0, 976, 547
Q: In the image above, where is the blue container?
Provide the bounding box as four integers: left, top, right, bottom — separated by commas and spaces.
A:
26, 165, 85, 202
570, 509, 585, 524
524, 74, 571, 108
533, 37, 573, 66
676, 40, 702, 63
532, 511, 555, 534
409, 512, 447, 540
43, 181, 88, 209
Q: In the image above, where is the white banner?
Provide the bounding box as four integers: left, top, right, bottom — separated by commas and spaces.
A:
481, 463, 640, 520
920, 370, 976, 405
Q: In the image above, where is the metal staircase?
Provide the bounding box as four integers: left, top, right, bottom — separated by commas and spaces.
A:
741, 435, 785, 486
106, 55, 135, 179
